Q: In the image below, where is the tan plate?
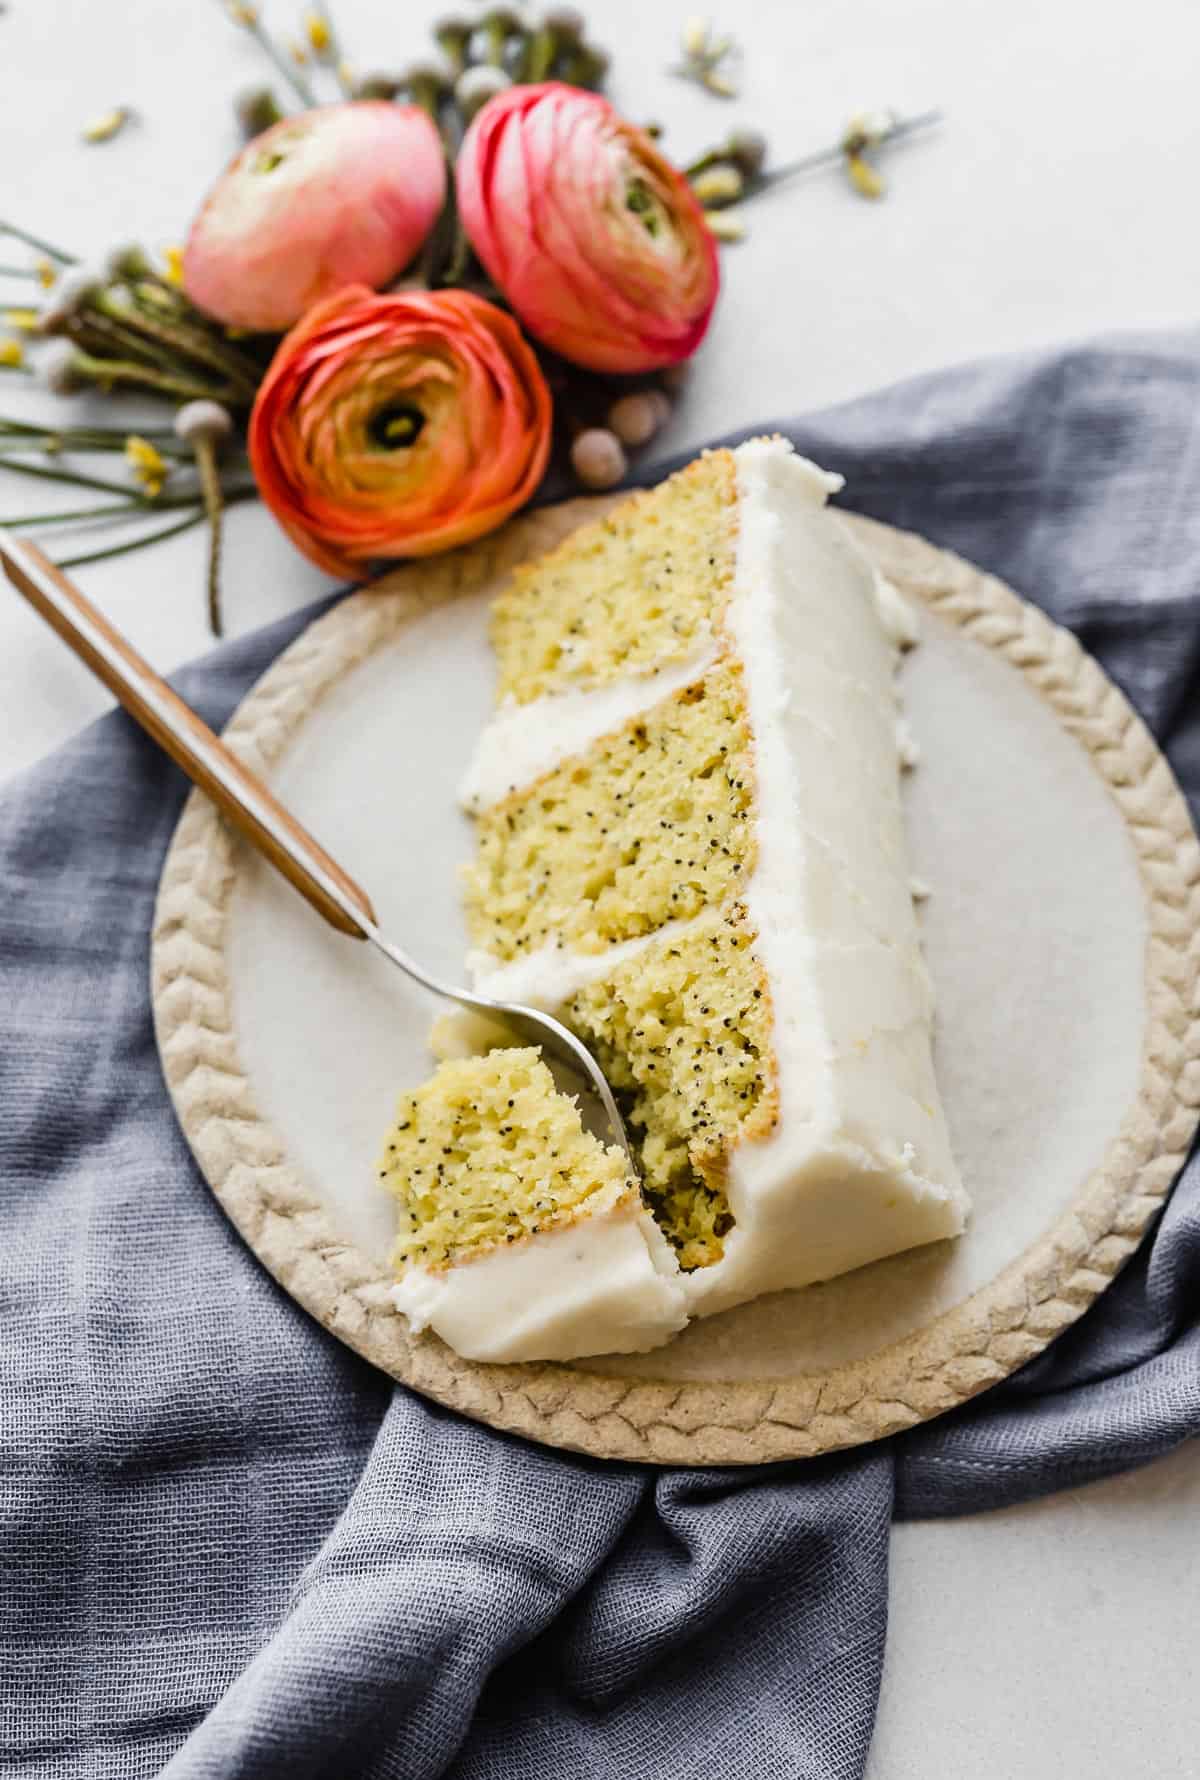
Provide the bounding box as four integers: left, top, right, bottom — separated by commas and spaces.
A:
151, 502, 1200, 1465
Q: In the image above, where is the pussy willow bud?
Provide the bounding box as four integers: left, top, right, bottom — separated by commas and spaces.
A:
541, 6, 585, 37
725, 128, 767, 179
399, 62, 452, 114
103, 243, 153, 283
558, 43, 608, 88
234, 84, 285, 136
37, 266, 104, 334
476, 7, 523, 68
433, 15, 473, 75
455, 64, 511, 121
354, 71, 402, 99
39, 340, 89, 395
691, 165, 744, 207
571, 427, 627, 490
174, 400, 234, 447
607, 389, 671, 448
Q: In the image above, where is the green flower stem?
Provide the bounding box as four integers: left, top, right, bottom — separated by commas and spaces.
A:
71, 348, 239, 406
0, 362, 33, 376
313, 3, 352, 96
0, 457, 169, 498
2, 501, 147, 528
0, 221, 77, 265
0, 265, 41, 280
525, 26, 559, 79
191, 437, 226, 637
50, 482, 258, 570
71, 310, 191, 377
55, 508, 207, 568
755, 109, 943, 194
0, 416, 196, 446
225, 4, 316, 107
96, 292, 261, 399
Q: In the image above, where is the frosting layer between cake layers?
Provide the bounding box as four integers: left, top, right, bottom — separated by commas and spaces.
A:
392, 438, 967, 1359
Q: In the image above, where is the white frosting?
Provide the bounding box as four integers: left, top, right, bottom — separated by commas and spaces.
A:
391, 1197, 687, 1362
468, 914, 698, 1013
460, 641, 718, 811
679, 439, 967, 1316
394, 438, 967, 1358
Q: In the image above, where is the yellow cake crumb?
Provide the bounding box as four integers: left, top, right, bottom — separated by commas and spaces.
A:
380, 1049, 632, 1271
464, 665, 756, 962
490, 451, 739, 705
567, 906, 778, 1269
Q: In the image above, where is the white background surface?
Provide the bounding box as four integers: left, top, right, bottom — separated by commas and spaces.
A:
1, 1, 1197, 1772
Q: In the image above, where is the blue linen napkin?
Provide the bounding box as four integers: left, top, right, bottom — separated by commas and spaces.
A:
2, 332, 1198, 1780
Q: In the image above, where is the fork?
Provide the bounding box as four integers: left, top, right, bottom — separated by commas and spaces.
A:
0, 532, 638, 1171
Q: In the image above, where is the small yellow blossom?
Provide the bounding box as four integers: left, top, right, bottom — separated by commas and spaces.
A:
125, 435, 169, 497
845, 152, 884, 199
3, 308, 41, 333
304, 10, 330, 53
228, 2, 259, 23
35, 257, 57, 290
705, 209, 746, 243
161, 246, 185, 288
289, 39, 309, 64
0, 337, 24, 368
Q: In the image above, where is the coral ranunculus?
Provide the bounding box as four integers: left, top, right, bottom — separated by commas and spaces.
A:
183, 103, 446, 331
248, 286, 553, 575
456, 83, 719, 374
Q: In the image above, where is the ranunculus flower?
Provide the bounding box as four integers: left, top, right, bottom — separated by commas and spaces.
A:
248, 285, 552, 574
456, 83, 719, 374
184, 103, 446, 331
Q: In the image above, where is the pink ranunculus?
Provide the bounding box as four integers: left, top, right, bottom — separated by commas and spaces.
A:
456, 83, 719, 375
248, 285, 553, 575
183, 103, 446, 331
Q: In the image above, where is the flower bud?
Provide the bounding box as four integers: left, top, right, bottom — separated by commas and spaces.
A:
607, 390, 670, 448
691, 165, 743, 207
175, 400, 235, 447
354, 72, 402, 99
103, 243, 154, 283
184, 103, 446, 331
234, 85, 285, 137
39, 341, 89, 395
455, 64, 512, 121
571, 427, 627, 489
725, 129, 767, 179
457, 84, 719, 373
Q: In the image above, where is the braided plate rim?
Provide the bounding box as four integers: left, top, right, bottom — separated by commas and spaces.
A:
151, 502, 1200, 1465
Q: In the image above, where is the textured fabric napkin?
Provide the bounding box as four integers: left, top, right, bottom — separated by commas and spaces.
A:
3, 332, 1199, 1780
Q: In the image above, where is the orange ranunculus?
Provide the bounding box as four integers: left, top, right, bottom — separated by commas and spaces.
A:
247, 286, 552, 575
456, 83, 719, 375
184, 103, 446, 332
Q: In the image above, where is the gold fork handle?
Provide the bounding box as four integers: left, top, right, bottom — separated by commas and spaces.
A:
0, 533, 376, 938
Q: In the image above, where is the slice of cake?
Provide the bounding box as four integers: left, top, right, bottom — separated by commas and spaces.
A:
382, 1048, 687, 1361
455, 438, 968, 1330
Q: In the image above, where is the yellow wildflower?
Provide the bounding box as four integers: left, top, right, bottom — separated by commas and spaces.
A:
125, 435, 169, 497
3, 308, 41, 333
35, 257, 57, 290
0, 337, 24, 368
162, 246, 185, 288
845, 152, 884, 199
304, 10, 331, 53
289, 39, 309, 64
228, 2, 259, 24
